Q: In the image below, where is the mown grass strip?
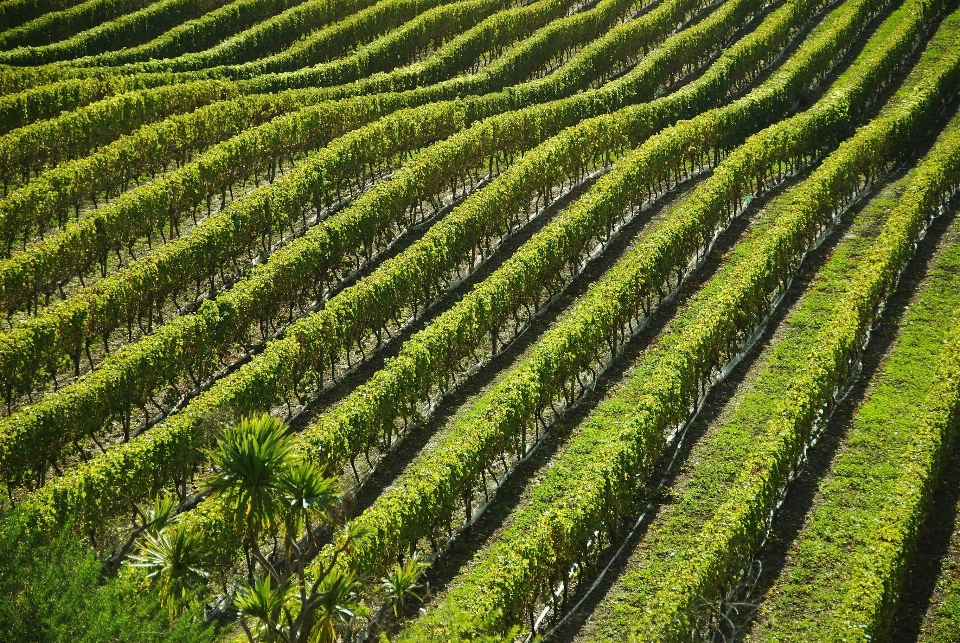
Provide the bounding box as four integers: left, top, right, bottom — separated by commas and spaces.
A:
396, 0, 952, 636
918, 510, 960, 643
755, 252, 960, 640
743, 104, 960, 643
581, 25, 960, 643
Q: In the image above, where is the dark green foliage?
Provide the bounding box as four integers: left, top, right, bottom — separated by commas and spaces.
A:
0, 510, 220, 643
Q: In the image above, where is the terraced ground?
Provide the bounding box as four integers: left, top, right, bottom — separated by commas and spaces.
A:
1, 0, 960, 640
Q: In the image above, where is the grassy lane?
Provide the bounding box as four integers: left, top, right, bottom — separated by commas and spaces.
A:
567, 15, 960, 637
390, 0, 949, 636
743, 120, 960, 643
575, 120, 958, 641
912, 484, 960, 643
745, 210, 960, 640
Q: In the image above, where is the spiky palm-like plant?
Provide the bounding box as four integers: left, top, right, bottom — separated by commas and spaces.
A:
204, 414, 363, 643
311, 571, 362, 643
131, 414, 367, 642
281, 460, 338, 556
128, 524, 208, 617
234, 574, 289, 643
204, 413, 292, 579
382, 553, 427, 618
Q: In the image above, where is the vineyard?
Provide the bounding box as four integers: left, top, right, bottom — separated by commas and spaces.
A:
1, 0, 960, 640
